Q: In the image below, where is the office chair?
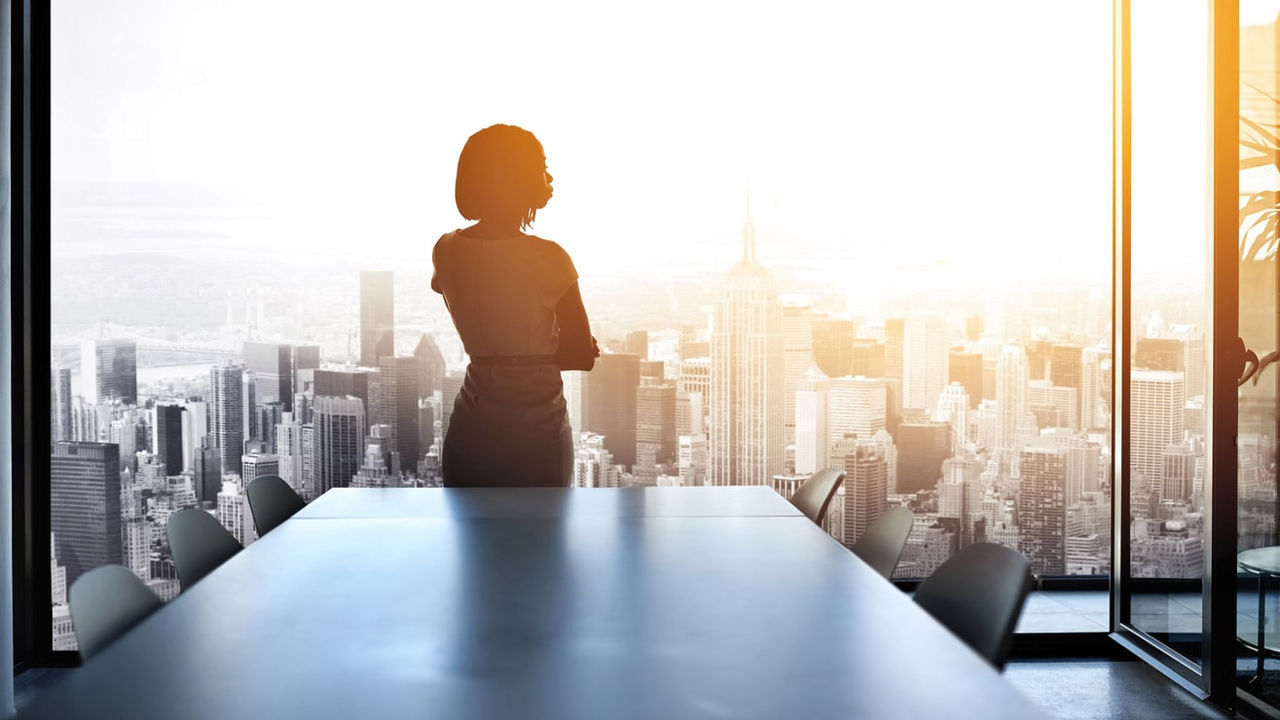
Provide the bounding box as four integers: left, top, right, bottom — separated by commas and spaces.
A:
246, 475, 305, 537
167, 508, 243, 591
69, 565, 163, 660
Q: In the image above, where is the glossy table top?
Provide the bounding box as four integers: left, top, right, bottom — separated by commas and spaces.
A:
23, 489, 1047, 719
294, 485, 806, 520
1239, 546, 1280, 575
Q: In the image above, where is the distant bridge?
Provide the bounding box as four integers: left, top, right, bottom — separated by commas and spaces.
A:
52, 344, 241, 360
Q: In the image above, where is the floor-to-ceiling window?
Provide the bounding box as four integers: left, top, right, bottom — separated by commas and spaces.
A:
43, 0, 1112, 659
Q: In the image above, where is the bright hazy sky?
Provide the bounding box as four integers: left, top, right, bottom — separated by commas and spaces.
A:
51, 1, 1162, 280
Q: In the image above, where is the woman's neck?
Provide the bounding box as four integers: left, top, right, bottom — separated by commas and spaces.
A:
462, 218, 526, 239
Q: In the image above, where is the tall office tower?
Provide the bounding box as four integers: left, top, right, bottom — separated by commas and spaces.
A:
678, 357, 711, 402
217, 482, 255, 546
791, 366, 828, 475
903, 312, 948, 413
584, 353, 640, 469
940, 454, 985, 546
244, 341, 294, 412
948, 350, 983, 408
709, 208, 785, 487
375, 356, 421, 470
1040, 430, 1102, 506
883, 317, 905, 381
313, 368, 374, 421
635, 378, 677, 479
1081, 344, 1109, 432
625, 330, 649, 359
1018, 446, 1067, 576
573, 433, 618, 488
1134, 337, 1184, 371
80, 338, 138, 405
1027, 380, 1079, 432
1131, 370, 1185, 498
276, 412, 305, 495
209, 362, 245, 477
292, 344, 321, 390
253, 402, 284, 453
811, 316, 854, 378
678, 433, 708, 486
418, 400, 435, 454
352, 425, 399, 488
675, 390, 704, 437
782, 303, 814, 446
312, 395, 366, 494
193, 437, 222, 507
1167, 325, 1205, 398
563, 370, 586, 432
153, 403, 186, 475
1162, 442, 1198, 502
833, 438, 888, 548
440, 372, 465, 443
360, 270, 395, 366
414, 333, 447, 400
241, 452, 280, 483
849, 339, 885, 378
1049, 343, 1083, 394
50, 442, 122, 588
640, 360, 665, 380
53, 367, 73, 441
965, 314, 983, 342
300, 424, 317, 500
895, 421, 952, 494
932, 382, 970, 450
827, 376, 887, 447
241, 371, 260, 444
995, 344, 1030, 472
1026, 340, 1051, 381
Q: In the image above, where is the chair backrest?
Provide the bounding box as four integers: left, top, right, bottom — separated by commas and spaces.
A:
246, 475, 305, 537
789, 469, 845, 525
912, 543, 1033, 670
167, 508, 242, 591
69, 565, 163, 660
850, 506, 915, 580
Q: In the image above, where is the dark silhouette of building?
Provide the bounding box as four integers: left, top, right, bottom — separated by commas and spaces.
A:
895, 420, 951, 494
244, 342, 294, 411
414, 333, 447, 400
948, 350, 983, 408
812, 316, 855, 378
584, 353, 640, 469
51, 442, 122, 588
314, 369, 374, 425
81, 338, 138, 405
1134, 337, 1184, 372
153, 403, 186, 475
635, 378, 677, 478
360, 270, 395, 367
375, 356, 421, 470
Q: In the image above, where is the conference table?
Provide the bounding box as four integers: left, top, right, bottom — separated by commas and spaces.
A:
22, 486, 1048, 719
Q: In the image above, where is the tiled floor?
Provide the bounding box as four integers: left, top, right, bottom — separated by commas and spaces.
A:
1016, 590, 1110, 633
1004, 660, 1230, 719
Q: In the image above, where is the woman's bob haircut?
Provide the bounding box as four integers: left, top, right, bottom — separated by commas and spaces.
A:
455, 124, 547, 230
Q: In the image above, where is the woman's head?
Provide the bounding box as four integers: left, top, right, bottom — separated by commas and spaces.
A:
455, 124, 553, 229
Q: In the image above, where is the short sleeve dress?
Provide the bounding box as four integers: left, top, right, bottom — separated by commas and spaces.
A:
431, 230, 579, 486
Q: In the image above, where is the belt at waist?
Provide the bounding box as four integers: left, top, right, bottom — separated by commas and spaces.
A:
469, 355, 559, 366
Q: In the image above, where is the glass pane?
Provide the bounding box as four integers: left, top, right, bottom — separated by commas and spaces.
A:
1124, 0, 1210, 664
48, 0, 1113, 653
1236, 1, 1280, 704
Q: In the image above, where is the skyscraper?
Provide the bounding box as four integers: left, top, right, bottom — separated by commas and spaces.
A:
850, 339, 885, 378
413, 333, 447, 400
313, 368, 374, 420
827, 376, 887, 447
794, 365, 829, 475
1131, 370, 1185, 496
1019, 446, 1067, 576
312, 395, 366, 494
584, 353, 640, 470
903, 311, 948, 413
625, 330, 649, 359
241, 452, 280, 483
996, 344, 1030, 472
947, 350, 983, 409
834, 437, 888, 548
153, 403, 186, 475
782, 303, 814, 446
895, 420, 952, 494
883, 317, 905, 382
244, 342, 294, 412
635, 378, 677, 479
52, 367, 73, 442
80, 338, 137, 405
51, 442, 122, 588
812, 316, 854, 378
360, 270, 395, 367
209, 362, 245, 477
709, 206, 785, 486
375, 356, 421, 470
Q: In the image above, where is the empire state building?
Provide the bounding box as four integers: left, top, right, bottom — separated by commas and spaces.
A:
709, 203, 785, 486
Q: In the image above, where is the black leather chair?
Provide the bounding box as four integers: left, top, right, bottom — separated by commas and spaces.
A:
850, 506, 915, 580
166, 508, 243, 591
912, 543, 1034, 670
789, 469, 846, 526
246, 475, 306, 537
69, 565, 163, 660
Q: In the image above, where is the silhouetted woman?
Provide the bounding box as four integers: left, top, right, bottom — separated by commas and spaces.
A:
432, 124, 598, 487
